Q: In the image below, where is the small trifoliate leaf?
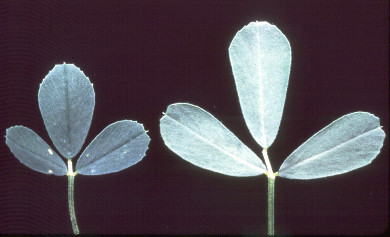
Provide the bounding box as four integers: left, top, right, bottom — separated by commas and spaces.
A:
160, 103, 266, 177
229, 21, 291, 148
75, 120, 150, 175
38, 63, 95, 159
278, 112, 385, 179
5, 126, 67, 176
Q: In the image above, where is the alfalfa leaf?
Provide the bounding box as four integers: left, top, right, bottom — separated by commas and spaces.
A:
160, 103, 266, 177
278, 112, 385, 179
229, 21, 291, 148
5, 126, 67, 176
75, 120, 150, 175
38, 63, 95, 159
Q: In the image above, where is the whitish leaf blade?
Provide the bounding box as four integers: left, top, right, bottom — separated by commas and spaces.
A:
5, 126, 67, 176
229, 21, 291, 148
160, 103, 266, 177
278, 112, 385, 179
75, 120, 150, 175
38, 63, 95, 159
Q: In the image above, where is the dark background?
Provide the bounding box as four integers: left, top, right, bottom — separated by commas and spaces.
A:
0, 1, 388, 235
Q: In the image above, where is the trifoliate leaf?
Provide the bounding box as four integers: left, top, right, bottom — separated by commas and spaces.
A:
38, 63, 95, 159
229, 21, 291, 148
75, 120, 150, 175
5, 126, 67, 176
278, 112, 385, 179
160, 103, 266, 177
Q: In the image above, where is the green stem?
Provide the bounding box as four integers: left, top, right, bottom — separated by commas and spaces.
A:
67, 159, 79, 235
267, 177, 275, 236
262, 148, 275, 235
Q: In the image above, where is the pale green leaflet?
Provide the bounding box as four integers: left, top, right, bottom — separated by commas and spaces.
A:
5, 64, 151, 234
278, 112, 385, 179
6, 126, 68, 175
160, 103, 266, 177
229, 21, 291, 149
160, 21, 385, 235
38, 63, 95, 159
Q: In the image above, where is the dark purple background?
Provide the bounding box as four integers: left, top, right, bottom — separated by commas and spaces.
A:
0, 1, 388, 235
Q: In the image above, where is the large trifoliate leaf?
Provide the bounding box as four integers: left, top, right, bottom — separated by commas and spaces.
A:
160, 103, 266, 177
75, 120, 150, 175
278, 112, 385, 179
38, 63, 95, 159
5, 126, 67, 176
229, 21, 291, 148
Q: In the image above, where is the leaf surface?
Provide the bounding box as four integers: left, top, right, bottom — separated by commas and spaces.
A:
5, 126, 67, 176
229, 21, 291, 148
75, 120, 150, 175
38, 63, 95, 159
160, 103, 266, 177
278, 112, 385, 179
